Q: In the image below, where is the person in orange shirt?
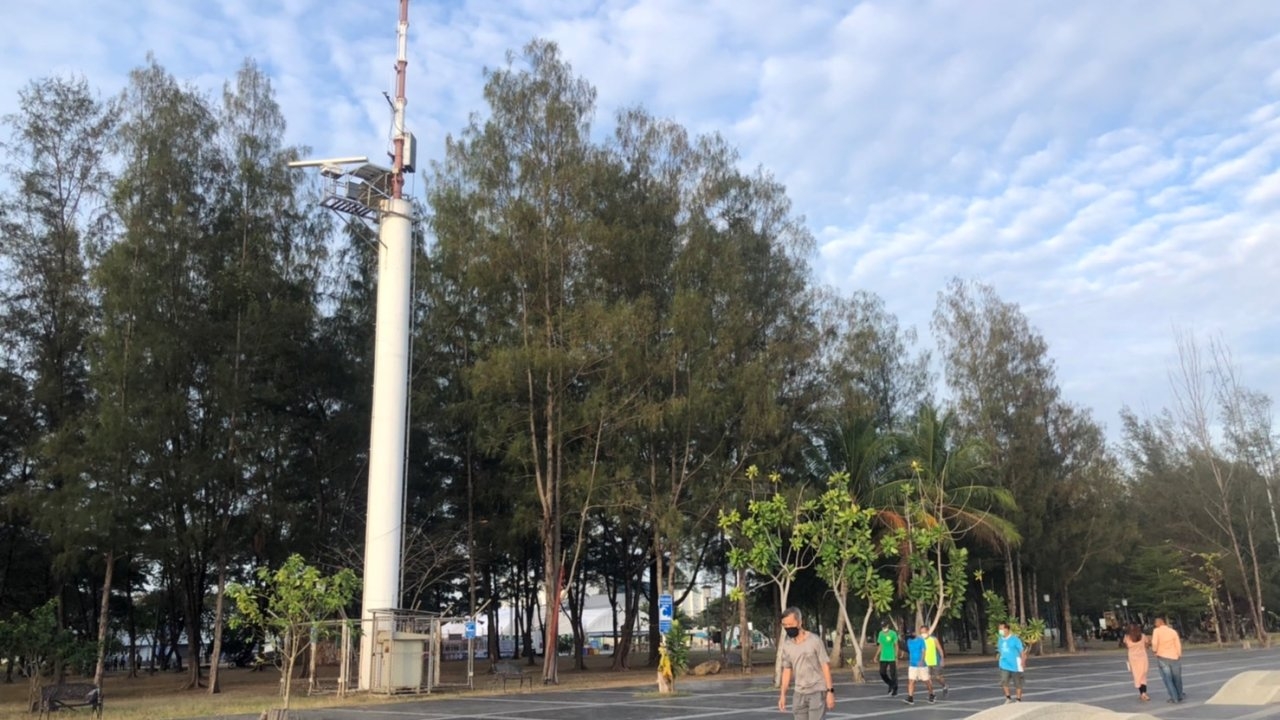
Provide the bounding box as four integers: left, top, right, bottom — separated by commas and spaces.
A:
1150, 617, 1184, 703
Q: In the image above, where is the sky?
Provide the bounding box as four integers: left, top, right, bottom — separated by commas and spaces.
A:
4, 0, 1279, 441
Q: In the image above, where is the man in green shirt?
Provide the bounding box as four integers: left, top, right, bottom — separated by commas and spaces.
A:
876, 620, 899, 696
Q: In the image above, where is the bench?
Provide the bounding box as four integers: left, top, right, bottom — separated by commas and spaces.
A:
490, 661, 533, 692
38, 683, 102, 719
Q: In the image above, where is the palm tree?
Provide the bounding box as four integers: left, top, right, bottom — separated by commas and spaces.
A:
877, 404, 1021, 628
804, 411, 888, 502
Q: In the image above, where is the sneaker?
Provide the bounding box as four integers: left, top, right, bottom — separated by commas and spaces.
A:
1004, 696, 1012, 704
928, 694, 936, 704
1016, 697, 1022, 702
891, 688, 898, 696
942, 686, 949, 699
904, 696, 914, 705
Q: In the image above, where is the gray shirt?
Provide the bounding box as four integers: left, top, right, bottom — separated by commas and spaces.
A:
780, 631, 830, 695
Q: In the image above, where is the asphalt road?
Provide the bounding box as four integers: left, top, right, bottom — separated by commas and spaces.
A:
283, 645, 1280, 720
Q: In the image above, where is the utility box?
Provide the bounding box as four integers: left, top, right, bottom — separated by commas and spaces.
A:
376, 630, 428, 691
400, 132, 417, 173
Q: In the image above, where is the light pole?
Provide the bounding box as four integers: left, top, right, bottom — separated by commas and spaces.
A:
702, 584, 713, 651
1122, 598, 1129, 625
1043, 594, 1052, 652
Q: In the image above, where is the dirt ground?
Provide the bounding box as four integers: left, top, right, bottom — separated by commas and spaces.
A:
0, 649, 768, 720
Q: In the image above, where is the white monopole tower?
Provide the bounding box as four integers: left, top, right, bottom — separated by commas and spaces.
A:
288, 0, 416, 693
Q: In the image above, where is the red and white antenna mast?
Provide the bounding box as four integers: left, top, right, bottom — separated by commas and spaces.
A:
390, 0, 409, 199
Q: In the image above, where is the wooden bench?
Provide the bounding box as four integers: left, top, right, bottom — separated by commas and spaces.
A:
490, 661, 533, 692
38, 683, 102, 719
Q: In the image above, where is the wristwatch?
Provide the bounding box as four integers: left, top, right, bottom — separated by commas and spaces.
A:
827, 688, 835, 694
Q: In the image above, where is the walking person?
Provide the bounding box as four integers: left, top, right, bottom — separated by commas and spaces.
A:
904, 626, 935, 704
876, 621, 899, 696
1150, 617, 1184, 703
996, 622, 1027, 703
924, 628, 948, 698
1119, 622, 1151, 702
777, 607, 835, 719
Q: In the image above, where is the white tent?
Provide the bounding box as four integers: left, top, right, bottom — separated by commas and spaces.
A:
443, 595, 647, 653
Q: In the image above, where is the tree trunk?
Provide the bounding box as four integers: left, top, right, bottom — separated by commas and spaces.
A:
773, 582, 789, 687
1245, 520, 1270, 646
127, 559, 139, 678
1062, 586, 1076, 652
208, 558, 227, 694
852, 599, 876, 684
829, 602, 846, 673
93, 550, 115, 689
611, 583, 639, 670
541, 556, 563, 684
281, 629, 295, 708
181, 565, 204, 689
737, 567, 751, 673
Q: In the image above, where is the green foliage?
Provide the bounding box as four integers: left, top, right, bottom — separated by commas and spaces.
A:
1168, 549, 1226, 637
718, 465, 816, 619
227, 555, 359, 707
802, 471, 896, 613
798, 470, 896, 670
983, 590, 1045, 645
0, 600, 92, 706
663, 619, 691, 677
1120, 544, 1205, 618
228, 554, 359, 635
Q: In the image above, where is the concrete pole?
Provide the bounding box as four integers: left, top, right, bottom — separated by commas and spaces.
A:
358, 196, 413, 690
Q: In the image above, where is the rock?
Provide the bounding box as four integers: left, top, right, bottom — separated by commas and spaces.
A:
692, 660, 723, 676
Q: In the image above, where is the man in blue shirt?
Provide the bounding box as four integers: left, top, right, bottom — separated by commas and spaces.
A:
996, 622, 1027, 703
904, 625, 935, 704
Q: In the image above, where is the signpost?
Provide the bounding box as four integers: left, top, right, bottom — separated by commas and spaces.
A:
658, 593, 674, 633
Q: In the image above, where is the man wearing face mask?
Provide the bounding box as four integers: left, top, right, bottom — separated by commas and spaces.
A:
777, 607, 835, 719
997, 622, 1027, 703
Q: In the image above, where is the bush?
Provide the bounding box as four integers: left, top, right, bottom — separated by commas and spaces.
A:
983, 590, 1046, 645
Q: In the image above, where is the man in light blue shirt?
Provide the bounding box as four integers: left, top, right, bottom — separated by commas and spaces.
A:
904, 626, 935, 704
996, 622, 1027, 703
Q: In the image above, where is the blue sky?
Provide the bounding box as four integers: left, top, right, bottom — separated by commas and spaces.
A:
5, 0, 1280, 439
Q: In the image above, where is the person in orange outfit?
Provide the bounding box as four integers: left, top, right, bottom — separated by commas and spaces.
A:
1119, 622, 1151, 701
1150, 617, 1184, 703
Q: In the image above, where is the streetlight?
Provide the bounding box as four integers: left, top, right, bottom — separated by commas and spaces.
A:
1122, 598, 1129, 625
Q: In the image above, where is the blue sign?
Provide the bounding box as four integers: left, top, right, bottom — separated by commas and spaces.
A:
658, 593, 674, 632
465, 620, 477, 639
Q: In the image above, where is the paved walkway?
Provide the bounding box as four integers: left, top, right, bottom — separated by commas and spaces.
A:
273, 646, 1280, 720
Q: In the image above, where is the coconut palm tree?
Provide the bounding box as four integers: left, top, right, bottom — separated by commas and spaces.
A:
877, 404, 1021, 628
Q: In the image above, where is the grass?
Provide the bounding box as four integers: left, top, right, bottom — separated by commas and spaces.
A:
0, 650, 754, 720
